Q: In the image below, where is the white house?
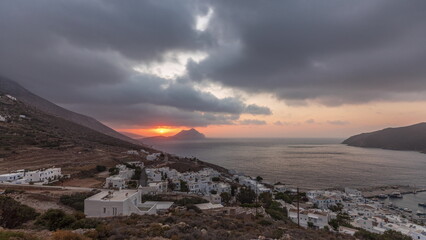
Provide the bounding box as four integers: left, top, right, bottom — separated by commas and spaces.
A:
105, 176, 127, 189
84, 189, 173, 217
146, 153, 161, 161
0, 172, 24, 182
24, 167, 62, 183
288, 208, 333, 229
274, 185, 287, 193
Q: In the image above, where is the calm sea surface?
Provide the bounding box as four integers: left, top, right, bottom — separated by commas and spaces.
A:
146, 138, 426, 190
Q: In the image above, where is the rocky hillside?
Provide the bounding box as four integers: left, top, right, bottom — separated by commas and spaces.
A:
0, 94, 150, 173
0, 76, 139, 145
342, 123, 426, 153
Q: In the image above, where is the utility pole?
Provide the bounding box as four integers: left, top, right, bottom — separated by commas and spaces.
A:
297, 187, 300, 228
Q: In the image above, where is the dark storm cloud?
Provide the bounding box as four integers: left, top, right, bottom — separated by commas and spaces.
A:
0, 0, 269, 126
66, 103, 240, 128
2, 0, 426, 127
190, 0, 426, 105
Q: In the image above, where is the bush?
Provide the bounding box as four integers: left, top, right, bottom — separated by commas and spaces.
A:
175, 197, 208, 206
0, 231, 39, 240
95, 165, 107, 172
60, 191, 97, 211
108, 167, 119, 176
0, 196, 39, 228
211, 177, 220, 182
258, 219, 272, 226
70, 218, 100, 229
186, 204, 202, 213
220, 192, 231, 204
237, 187, 256, 204
36, 209, 76, 230
131, 167, 142, 180
51, 230, 90, 240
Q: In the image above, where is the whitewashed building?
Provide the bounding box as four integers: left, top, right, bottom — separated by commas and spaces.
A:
288, 208, 334, 229
24, 168, 62, 183
84, 189, 173, 217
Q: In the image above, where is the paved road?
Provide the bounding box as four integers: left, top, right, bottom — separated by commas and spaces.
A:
0, 182, 95, 191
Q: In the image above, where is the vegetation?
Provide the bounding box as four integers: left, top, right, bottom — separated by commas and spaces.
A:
60, 191, 97, 211
95, 165, 106, 172
0, 231, 39, 240
36, 209, 76, 230
265, 201, 287, 220
180, 180, 189, 192
51, 230, 90, 240
236, 187, 256, 204
220, 192, 231, 204
131, 167, 142, 180
108, 167, 119, 176
0, 196, 39, 228
355, 229, 411, 240
211, 177, 220, 182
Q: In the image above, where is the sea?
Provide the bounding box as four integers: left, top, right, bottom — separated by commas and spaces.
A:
146, 138, 426, 190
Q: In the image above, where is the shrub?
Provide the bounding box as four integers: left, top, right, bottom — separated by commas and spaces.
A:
0, 196, 39, 228
0, 231, 39, 240
237, 187, 256, 204
186, 204, 202, 213
70, 218, 100, 229
131, 167, 142, 180
51, 230, 90, 240
60, 191, 97, 211
108, 167, 119, 176
258, 219, 272, 226
220, 192, 231, 204
175, 197, 208, 206
36, 209, 76, 230
211, 177, 220, 182
95, 165, 107, 172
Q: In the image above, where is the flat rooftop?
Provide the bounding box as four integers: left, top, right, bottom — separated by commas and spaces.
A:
86, 190, 138, 201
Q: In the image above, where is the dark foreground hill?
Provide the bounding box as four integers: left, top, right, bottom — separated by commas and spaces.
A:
0, 75, 139, 145
342, 123, 426, 153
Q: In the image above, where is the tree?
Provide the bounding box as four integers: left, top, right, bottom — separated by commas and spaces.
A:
131, 167, 142, 180
220, 192, 232, 204
180, 180, 189, 192
36, 209, 76, 230
231, 185, 237, 196
212, 177, 220, 182
256, 176, 263, 182
237, 187, 256, 204
96, 165, 106, 172
259, 192, 273, 208
0, 196, 39, 228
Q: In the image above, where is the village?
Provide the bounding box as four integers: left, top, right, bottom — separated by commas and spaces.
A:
1, 149, 426, 240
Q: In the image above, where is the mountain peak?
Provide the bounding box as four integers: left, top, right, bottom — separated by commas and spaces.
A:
173, 128, 206, 140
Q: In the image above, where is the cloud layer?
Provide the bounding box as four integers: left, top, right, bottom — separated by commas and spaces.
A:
1, 0, 426, 128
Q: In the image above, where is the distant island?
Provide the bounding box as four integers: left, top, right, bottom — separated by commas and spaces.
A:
342, 122, 426, 153
141, 128, 206, 142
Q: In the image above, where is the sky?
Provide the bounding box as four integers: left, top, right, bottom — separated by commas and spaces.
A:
1, 0, 426, 138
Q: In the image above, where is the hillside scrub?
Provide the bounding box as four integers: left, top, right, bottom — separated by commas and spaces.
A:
0, 196, 39, 228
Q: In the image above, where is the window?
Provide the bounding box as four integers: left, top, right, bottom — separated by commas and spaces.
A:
113, 208, 117, 216
103, 208, 106, 213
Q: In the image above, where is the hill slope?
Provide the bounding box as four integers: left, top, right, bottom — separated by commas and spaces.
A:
0, 94, 149, 173
0, 76, 139, 145
342, 123, 426, 153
